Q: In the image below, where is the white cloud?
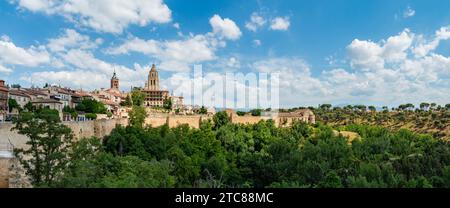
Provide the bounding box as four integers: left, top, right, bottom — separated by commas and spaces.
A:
239, 27, 450, 107
270, 17, 290, 31
107, 35, 217, 72
342, 27, 450, 105
173, 23, 180, 30
245, 12, 266, 32
226, 57, 240, 68
13, 0, 172, 33
61, 49, 146, 81
47, 29, 101, 52
209, 14, 242, 40
106, 37, 160, 55
28, 70, 110, 89
25, 49, 150, 90
15, 0, 55, 12
403, 6, 416, 18
347, 29, 413, 71
28, 65, 149, 90
322, 68, 357, 84
106, 16, 242, 72
253, 39, 262, 47
0, 35, 50, 67
160, 35, 217, 64
382, 29, 414, 62
347, 39, 384, 71
413, 26, 450, 57
0, 64, 13, 74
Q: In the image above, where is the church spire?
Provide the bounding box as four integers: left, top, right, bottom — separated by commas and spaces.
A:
150, 63, 157, 72
111, 69, 119, 90
112, 68, 117, 79
147, 64, 160, 90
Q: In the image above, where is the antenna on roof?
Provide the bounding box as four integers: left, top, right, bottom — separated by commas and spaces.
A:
30, 73, 33, 88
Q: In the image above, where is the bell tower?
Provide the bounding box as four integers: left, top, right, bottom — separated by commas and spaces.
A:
147, 64, 159, 90
111, 69, 119, 90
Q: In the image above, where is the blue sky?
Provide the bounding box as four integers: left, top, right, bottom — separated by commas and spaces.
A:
0, 0, 449, 107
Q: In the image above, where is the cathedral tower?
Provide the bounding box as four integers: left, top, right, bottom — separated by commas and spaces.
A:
147, 64, 160, 90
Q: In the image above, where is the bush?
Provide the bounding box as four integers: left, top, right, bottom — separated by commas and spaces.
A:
85, 113, 97, 120
250, 109, 262, 116
75, 99, 107, 114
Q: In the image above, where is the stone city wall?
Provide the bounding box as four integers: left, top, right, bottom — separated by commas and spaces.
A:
231, 115, 273, 125
0, 118, 128, 188
167, 115, 213, 129
0, 158, 9, 188
144, 113, 213, 129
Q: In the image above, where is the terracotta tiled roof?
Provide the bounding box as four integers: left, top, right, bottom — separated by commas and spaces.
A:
101, 99, 119, 106
75, 91, 93, 97
9, 90, 31, 98
0, 80, 8, 92
32, 98, 62, 104
23, 89, 49, 96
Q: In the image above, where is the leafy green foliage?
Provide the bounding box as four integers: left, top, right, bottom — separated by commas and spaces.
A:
11, 84, 21, 88
128, 105, 147, 127
213, 111, 230, 130
12, 109, 73, 187
80, 121, 450, 188
198, 106, 207, 114
131, 89, 145, 107
313, 103, 450, 139
85, 113, 97, 120
163, 98, 172, 110
120, 95, 132, 107
8, 98, 21, 112
19, 108, 450, 188
55, 137, 175, 188
75, 99, 107, 114
250, 109, 262, 116
24, 101, 35, 112
63, 106, 78, 119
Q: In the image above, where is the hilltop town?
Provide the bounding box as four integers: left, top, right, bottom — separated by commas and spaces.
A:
0, 64, 187, 122
0, 64, 316, 127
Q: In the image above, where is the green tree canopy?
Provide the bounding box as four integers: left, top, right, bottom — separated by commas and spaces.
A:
163, 98, 172, 110
12, 109, 74, 187
75, 99, 107, 114
120, 95, 132, 107
128, 105, 147, 128
8, 98, 21, 113
131, 89, 145, 107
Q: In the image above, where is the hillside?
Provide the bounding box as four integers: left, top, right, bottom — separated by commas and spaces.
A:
312, 105, 449, 140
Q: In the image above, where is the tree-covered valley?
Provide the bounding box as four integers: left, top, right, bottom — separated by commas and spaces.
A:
11, 105, 450, 188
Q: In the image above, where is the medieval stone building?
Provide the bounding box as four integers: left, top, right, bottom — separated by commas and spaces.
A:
92, 71, 127, 115
277, 109, 316, 126
143, 64, 169, 108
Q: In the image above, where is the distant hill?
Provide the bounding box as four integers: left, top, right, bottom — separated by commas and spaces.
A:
313, 107, 449, 140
